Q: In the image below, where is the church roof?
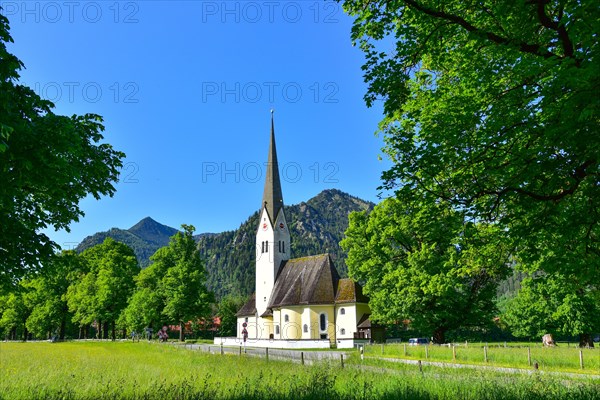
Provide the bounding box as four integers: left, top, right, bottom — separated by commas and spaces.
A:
335, 278, 369, 304
267, 254, 340, 308
261, 112, 284, 224
236, 293, 256, 317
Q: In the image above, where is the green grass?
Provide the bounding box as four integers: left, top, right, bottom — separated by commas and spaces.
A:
362, 343, 600, 374
0, 341, 598, 399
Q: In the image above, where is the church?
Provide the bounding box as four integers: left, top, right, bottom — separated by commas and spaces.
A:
231, 113, 374, 349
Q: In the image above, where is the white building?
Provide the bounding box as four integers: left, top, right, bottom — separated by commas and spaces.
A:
223, 113, 376, 349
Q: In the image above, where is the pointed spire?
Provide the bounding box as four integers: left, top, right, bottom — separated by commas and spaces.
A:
262, 110, 284, 223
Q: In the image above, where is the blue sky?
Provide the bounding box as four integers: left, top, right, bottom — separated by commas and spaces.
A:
3, 1, 389, 247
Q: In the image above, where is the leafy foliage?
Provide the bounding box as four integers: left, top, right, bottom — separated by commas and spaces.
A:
157, 225, 213, 340
0, 15, 125, 287
503, 274, 600, 344
216, 294, 246, 337
342, 198, 511, 343
67, 238, 139, 339
342, 0, 599, 342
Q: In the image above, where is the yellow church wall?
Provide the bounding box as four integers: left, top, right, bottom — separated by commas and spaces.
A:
308, 305, 336, 342
278, 307, 303, 340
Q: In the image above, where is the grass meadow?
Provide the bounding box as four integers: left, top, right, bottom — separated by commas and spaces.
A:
363, 342, 600, 374
0, 341, 599, 400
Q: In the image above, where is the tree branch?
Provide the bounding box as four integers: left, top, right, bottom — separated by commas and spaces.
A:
400, 0, 576, 63
533, 0, 575, 59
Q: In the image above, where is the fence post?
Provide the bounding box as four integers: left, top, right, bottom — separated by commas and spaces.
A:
579, 350, 584, 370
340, 354, 344, 368
381, 343, 384, 355
220, 343, 223, 355
266, 347, 269, 362
418, 360, 422, 373
404, 343, 407, 356
527, 347, 531, 366
239, 345, 242, 356
360, 346, 364, 361
465, 340, 468, 348
452, 345, 456, 362
425, 345, 429, 359
484, 346, 488, 363
301, 351, 304, 366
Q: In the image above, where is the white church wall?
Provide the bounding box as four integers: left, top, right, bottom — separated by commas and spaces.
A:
335, 304, 357, 339
214, 336, 331, 349
255, 208, 275, 317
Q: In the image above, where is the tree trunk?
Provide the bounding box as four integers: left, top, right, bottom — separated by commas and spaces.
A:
433, 327, 446, 344
180, 322, 185, 342
59, 316, 66, 341
79, 326, 83, 340
111, 321, 116, 341
103, 321, 109, 340
22, 325, 28, 342
579, 333, 594, 348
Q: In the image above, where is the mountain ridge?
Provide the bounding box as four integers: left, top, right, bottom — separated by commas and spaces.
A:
76, 189, 375, 297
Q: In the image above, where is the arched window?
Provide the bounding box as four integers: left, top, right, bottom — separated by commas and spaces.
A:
303, 324, 308, 333
340, 308, 345, 315
284, 314, 289, 323
261, 241, 265, 253
319, 313, 327, 331
341, 328, 346, 335
282, 241, 285, 253
275, 325, 280, 335
265, 241, 269, 252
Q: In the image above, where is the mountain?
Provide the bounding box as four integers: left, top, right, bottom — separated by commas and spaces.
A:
76, 190, 374, 297
199, 189, 374, 298
76, 217, 178, 267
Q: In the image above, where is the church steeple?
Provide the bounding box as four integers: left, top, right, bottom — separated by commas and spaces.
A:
261, 110, 284, 223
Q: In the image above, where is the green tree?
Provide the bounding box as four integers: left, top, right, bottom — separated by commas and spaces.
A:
66, 269, 98, 338
120, 262, 165, 336
0, 290, 31, 340
23, 251, 84, 340
217, 294, 246, 337
504, 274, 600, 346
341, 198, 510, 343
67, 238, 139, 340
154, 225, 213, 341
0, 13, 125, 288
343, 0, 599, 344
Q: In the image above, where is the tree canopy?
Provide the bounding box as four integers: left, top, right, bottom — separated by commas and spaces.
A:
157, 225, 213, 341
67, 238, 139, 339
342, 0, 599, 344
342, 198, 510, 343
0, 13, 125, 288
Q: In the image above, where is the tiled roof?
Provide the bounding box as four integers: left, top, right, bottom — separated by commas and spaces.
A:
236, 293, 256, 317
267, 254, 340, 308
335, 278, 369, 304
